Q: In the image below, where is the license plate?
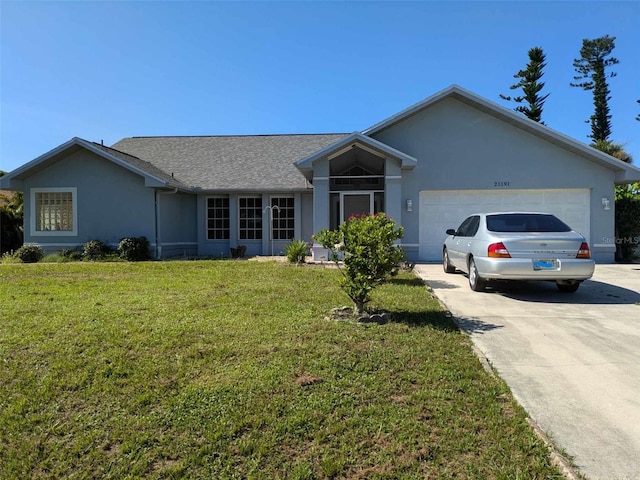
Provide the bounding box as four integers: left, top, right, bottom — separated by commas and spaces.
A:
533, 259, 557, 270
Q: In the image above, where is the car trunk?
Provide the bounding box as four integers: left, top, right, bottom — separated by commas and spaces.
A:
499, 233, 583, 259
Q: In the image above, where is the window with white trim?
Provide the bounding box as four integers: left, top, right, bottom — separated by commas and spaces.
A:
31, 188, 78, 236
206, 197, 230, 240
271, 197, 294, 240
239, 197, 262, 240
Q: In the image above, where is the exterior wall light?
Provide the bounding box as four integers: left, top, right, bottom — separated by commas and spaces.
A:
406, 199, 413, 212
602, 197, 611, 210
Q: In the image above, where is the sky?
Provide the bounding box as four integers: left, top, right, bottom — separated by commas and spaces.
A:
1, 0, 639, 173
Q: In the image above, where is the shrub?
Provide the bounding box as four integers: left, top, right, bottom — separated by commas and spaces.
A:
284, 239, 309, 264
118, 236, 151, 262
15, 244, 44, 263
42, 254, 66, 263
83, 240, 111, 261
615, 196, 640, 263
60, 248, 83, 261
0, 190, 23, 255
313, 213, 405, 314
1, 251, 21, 264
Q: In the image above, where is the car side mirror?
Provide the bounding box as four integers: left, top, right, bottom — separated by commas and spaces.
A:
446, 229, 457, 236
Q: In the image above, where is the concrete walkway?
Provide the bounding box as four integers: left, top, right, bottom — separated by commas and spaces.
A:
413, 263, 640, 480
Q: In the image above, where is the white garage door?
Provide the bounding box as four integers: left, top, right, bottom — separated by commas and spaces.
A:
419, 189, 591, 261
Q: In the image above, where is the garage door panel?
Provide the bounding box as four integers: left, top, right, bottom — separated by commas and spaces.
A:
419, 189, 591, 261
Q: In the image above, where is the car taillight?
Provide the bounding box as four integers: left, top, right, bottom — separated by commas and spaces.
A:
576, 242, 591, 259
488, 242, 511, 258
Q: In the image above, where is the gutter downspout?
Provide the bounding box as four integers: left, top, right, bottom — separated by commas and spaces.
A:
154, 187, 178, 259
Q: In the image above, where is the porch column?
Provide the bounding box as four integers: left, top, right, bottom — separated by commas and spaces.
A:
311, 176, 330, 261
261, 193, 270, 255
294, 193, 302, 240
229, 193, 238, 254
312, 177, 330, 232
385, 157, 403, 225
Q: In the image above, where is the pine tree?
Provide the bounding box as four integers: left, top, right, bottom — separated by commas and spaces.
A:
500, 47, 549, 123
571, 35, 619, 142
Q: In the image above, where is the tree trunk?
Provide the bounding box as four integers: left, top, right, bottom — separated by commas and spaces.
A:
353, 301, 365, 316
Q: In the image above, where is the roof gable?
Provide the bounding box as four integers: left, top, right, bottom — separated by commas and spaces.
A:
0, 137, 187, 190
294, 132, 417, 181
363, 85, 640, 183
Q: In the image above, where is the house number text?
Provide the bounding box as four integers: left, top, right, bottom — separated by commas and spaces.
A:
493, 181, 510, 187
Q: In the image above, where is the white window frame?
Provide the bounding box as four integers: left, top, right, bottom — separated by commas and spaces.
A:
30, 187, 78, 236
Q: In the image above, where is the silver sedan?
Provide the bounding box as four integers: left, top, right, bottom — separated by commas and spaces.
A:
442, 212, 595, 292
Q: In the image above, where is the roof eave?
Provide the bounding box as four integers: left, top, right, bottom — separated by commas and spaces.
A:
0, 176, 20, 190
615, 167, 640, 184
192, 186, 313, 195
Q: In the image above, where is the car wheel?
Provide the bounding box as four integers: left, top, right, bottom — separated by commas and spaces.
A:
443, 248, 456, 273
556, 281, 580, 293
468, 257, 487, 292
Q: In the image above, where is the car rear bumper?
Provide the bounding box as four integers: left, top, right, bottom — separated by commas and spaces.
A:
474, 257, 595, 281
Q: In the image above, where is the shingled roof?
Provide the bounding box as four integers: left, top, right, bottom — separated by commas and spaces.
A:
111, 134, 349, 192
89, 142, 189, 190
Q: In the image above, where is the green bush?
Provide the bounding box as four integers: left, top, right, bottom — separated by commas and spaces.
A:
0, 190, 23, 255
615, 196, 640, 263
1, 251, 21, 264
60, 248, 83, 261
284, 239, 309, 264
118, 236, 151, 262
313, 213, 405, 314
15, 245, 44, 263
83, 240, 111, 261
42, 254, 66, 263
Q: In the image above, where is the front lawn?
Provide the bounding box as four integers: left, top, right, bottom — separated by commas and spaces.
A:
0, 261, 562, 478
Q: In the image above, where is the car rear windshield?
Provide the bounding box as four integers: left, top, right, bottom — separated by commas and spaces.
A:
486, 214, 571, 233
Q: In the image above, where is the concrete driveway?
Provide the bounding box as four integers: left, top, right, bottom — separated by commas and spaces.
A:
413, 263, 640, 480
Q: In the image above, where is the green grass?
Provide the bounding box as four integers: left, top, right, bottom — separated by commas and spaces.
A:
0, 261, 563, 479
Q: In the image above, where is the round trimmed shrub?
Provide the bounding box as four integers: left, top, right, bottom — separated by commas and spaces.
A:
15, 245, 44, 263
83, 240, 111, 261
118, 236, 150, 261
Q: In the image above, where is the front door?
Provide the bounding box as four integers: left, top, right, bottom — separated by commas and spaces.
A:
343, 193, 372, 222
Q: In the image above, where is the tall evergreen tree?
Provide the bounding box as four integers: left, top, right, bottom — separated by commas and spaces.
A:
571, 35, 619, 142
500, 47, 549, 123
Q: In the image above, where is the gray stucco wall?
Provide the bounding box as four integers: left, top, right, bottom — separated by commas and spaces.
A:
156, 191, 197, 258
371, 98, 617, 262
300, 192, 314, 241
23, 150, 157, 253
